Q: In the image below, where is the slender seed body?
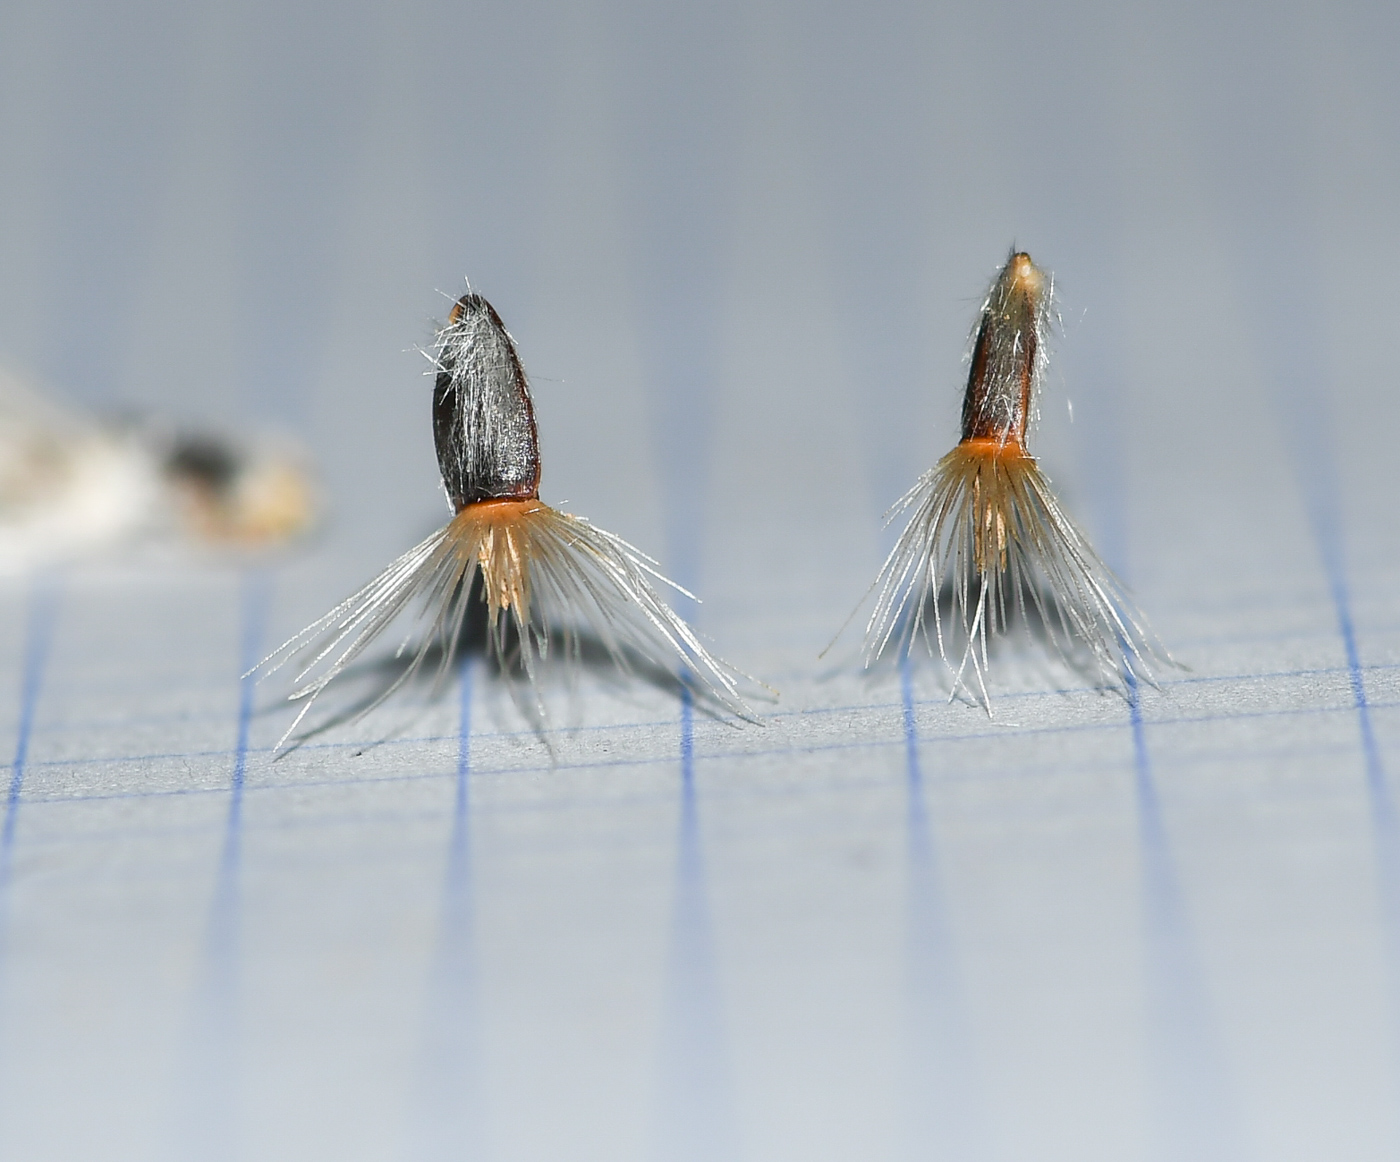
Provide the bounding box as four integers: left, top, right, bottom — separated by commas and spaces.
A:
850, 248, 1170, 711
959, 252, 1047, 449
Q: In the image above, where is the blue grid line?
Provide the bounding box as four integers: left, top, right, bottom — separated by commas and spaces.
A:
1265, 187, 1400, 1108
1220, 141, 1400, 1133
1320, 533, 1400, 1089
178, 570, 271, 1162
1129, 672, 1242, 1159
654, 681, 738, 1158
1332, 574, 1394, 820
900, 655, 984, 1157
0, 578, 60, 882
1073, 249, 1245, 1161
207, 573, 272, 910
417, 654, 483, 1157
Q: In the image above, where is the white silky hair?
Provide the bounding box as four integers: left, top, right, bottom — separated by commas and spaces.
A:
254, 502, 761, 750
836, 249, 1172, 712
862, 446, 1169, 711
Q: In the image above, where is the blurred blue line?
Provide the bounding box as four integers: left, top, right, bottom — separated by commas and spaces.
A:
1071, 240, 1244, 1160
417, 655, 483, 1159
180, 570, 271, 1162
620, 4, 736, 599
0, 577, 60, 885
681, 680, 695, 781
225, 575, 266, 855
1228, 118, 1400, 1100
654, 681, 738, 1161
625, 20, 740, 1144
1128, 674, 1242, 1162
217, 572, 271, 910
1320, 574, 1400, 1150
1328, 570, 1392, 795
900, 657, 984, 1159
0, 575, 61, 1094
1310, 497, 1400, 1059
901, 659, 921, 793
1181, 0, 1400, 1111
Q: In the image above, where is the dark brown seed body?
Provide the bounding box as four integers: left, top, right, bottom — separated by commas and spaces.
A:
432, 294, 541, 510
958, 252, 1048, 448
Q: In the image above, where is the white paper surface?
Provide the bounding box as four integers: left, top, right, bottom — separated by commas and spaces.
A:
0, 1, 1397, 1158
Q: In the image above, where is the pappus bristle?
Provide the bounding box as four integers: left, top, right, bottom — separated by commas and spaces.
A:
855, 249, 1170, 710
254, 290, 763, 749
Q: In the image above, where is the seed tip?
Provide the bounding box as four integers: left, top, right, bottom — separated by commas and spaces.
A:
1008, 251, 1043, 293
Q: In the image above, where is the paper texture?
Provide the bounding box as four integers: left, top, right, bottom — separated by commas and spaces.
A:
0, 1, 1397, 1158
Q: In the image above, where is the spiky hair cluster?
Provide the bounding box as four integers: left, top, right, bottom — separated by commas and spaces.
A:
858, 251, 1169, 707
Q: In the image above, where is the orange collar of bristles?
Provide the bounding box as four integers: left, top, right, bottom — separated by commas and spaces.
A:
956, 436, 1034, 461
453, 496, 546, 521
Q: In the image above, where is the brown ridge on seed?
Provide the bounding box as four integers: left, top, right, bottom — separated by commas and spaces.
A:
959, 251, 1044, 449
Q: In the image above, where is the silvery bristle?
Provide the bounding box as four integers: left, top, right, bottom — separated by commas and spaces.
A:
852, 249, 1171, 711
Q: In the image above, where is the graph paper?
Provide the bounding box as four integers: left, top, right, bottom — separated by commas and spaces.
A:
1, 0, 1398, 1159
1, 321, 1397, 1162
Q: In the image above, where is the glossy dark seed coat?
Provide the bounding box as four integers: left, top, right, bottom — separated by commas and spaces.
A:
432, 294, 541, 510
